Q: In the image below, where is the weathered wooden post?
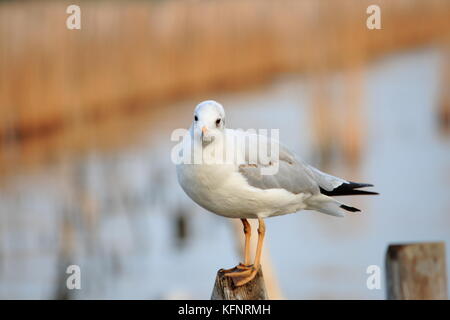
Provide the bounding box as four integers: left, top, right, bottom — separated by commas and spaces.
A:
211, 268, 268, 300
386, 242, 448, 300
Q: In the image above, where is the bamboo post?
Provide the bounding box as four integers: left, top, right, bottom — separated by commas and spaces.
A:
385, 242, 448, 300
211, 268, 268, 300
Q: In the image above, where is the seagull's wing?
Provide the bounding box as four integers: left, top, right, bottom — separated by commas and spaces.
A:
235, 131, 377, 196
235, 132, 320, 195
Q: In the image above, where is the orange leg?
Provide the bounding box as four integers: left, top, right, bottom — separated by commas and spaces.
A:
241, 218, 251, 266
220, 219, 252, 273
223, 218, 266, 286
253, 218, 265, 269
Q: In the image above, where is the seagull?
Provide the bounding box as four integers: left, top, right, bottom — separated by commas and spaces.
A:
176, 100, 377, 286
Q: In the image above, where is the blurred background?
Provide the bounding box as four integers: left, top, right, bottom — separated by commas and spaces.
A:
0, 0, 449, 299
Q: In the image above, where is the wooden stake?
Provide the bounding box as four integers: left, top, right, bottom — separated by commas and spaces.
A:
386, 242, 448, 300
211, 268, 268, 300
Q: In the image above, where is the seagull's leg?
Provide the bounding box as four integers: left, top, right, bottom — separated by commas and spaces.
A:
224, 218, 266, 286
234, 218, 265, 286
220, 219, 252, 273
253, 217, 265, 269
238, 218, 252, 268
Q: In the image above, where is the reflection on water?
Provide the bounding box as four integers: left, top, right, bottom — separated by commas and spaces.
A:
0, 47, 449, 299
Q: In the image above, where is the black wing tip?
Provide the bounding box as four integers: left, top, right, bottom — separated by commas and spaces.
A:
351, 182, 374, 188
340, 204, 361, 212
347, 190, 379, 196
320, 181, 378, 196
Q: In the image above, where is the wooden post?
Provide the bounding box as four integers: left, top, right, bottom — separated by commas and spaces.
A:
211, 268, 268, 300
386, 242, 448, 300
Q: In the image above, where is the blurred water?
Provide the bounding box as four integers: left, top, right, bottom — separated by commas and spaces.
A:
0, 46, 449, 299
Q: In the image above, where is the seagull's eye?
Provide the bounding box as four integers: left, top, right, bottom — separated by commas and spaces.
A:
216, 118, 221, 126
194, 115, 198, 121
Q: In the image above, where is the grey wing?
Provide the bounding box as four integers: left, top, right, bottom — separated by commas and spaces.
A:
306, 166, 348, 192
237, 139, 321, 195
235, 131, 376, 197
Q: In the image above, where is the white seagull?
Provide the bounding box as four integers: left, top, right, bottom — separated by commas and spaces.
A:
176, 100, 377, 286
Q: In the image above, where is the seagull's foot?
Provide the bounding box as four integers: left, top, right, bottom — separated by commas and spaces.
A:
236, 263, 252, 270
222, 264, 260, 286
219, 262, 252, 274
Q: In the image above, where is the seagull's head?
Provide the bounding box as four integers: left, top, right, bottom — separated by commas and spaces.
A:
192, 100, 226, 144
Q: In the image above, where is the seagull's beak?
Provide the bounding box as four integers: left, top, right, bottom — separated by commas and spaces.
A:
200, 125, 214, 144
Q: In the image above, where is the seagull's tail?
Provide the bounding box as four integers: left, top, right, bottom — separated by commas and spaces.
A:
306, 194, 360, 217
